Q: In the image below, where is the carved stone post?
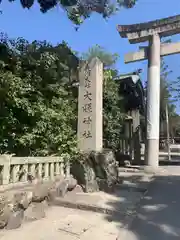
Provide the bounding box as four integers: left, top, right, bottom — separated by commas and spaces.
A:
77, 58, 103, 152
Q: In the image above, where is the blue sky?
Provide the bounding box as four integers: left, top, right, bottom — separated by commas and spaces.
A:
1, 0, 180, 111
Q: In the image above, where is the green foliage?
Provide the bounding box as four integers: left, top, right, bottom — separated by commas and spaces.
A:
2, 0, 137, 25
160, 58, 177, 121
103, 69, 125, 149
0, 34, 79, 156
145, 58, 177, 122
0, 34, 125, 156
159, 40, 178, 120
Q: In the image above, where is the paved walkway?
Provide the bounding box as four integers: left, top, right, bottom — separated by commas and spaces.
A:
122, 166, 180, 240
0, 172, 151, 240
0, 206, 122, 240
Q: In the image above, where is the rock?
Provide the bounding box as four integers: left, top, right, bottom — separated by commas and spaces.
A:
0, 204, 12, 229
32, 181, 54, 202
85, 180, 99, 193
6, 210, 24, 230
71, 157, 99, 193
96, 178, 115, 193
84, 165, 99, 192
13, 191, 32, 210
72, 185, 84, 193
48, 188, 57, 202
71, 160, 88, 186
0, 192, 31, 229
67, 175, 77, 191
71, 150, 120, 193
0, 195, 14, 229
91, 149, 119, 188
24, 202, 46, 222
54, 175, 64, 182
56, 180, 69, 197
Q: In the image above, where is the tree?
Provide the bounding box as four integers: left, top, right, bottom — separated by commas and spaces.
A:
164, 65, 180, 140
0, 34, 79, 156
159, 40, 178, 123
2, 0, 137, 25
160, 59, 174, 121
82, 45, 119, 68
0, 34, 126, 156
157, 58, 179, 141
103, 69, 125, 149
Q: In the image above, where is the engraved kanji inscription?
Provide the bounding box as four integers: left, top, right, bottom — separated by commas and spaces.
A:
82, 103, 92, 113
84, 90, 92, 101
82, 130, 92, 138
83, 116, 92, 125
84, 63, 91, 78
85, 79, 91, 88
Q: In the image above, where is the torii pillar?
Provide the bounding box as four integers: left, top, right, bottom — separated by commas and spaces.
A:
117, 15, 180, 170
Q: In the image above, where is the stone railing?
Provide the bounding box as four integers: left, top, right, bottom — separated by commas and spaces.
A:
0, 155, 70, 186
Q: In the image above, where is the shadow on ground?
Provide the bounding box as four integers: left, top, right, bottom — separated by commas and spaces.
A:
105, 170, 180, 239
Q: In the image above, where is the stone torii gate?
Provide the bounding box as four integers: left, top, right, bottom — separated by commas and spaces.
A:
117, 15, 180, 170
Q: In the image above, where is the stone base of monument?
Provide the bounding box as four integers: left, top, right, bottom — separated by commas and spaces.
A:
71, 149, 120, 193
53, 156, 154, 216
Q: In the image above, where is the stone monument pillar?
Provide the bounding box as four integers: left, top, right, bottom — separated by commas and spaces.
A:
77, 58, 103, 152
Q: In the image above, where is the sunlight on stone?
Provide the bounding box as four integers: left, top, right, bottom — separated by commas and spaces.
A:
142, 204, 167, 212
